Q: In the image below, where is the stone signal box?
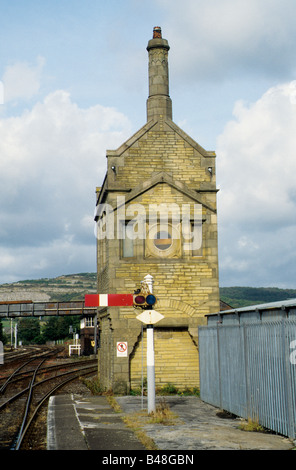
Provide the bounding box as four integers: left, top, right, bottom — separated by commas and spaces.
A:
95, 27, 219, 394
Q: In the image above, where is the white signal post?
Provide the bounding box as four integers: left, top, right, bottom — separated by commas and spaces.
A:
146, 325, 155, 414
85, 275, 164, 415
136, 275, 164, 415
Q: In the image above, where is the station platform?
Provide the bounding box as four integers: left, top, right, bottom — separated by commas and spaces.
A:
46, 394, 294, 451
47, 394, 146, 450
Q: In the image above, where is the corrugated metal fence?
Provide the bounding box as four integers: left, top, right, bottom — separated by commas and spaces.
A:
199, 320, 296, 439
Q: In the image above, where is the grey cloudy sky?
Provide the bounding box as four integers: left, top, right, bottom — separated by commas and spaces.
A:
1, 0, 296, 288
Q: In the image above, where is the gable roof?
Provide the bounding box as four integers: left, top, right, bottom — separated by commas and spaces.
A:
106, 117, 216, 159
96, 170, 216, 219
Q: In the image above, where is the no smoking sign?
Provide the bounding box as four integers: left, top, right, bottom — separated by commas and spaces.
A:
117, 341, 128, 357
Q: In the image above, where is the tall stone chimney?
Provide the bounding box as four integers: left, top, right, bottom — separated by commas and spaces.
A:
146, 27, 173, 121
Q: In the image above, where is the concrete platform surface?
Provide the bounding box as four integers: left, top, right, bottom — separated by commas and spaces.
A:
47, 394, 146, 451
47, 394, 294, 451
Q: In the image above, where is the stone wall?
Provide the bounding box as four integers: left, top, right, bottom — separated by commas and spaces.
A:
130, 328, 200, 390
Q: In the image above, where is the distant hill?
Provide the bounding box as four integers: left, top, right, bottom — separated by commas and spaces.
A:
220, 286, 296, 309
0, 273, 97, 302
0, 273, 295, 310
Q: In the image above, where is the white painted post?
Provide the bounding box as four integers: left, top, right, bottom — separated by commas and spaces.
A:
144, 274, 156, 414
10, 319, 13, 348
0, 340, 3, 365
147, 324, 155, 414
14, 323, 18, 350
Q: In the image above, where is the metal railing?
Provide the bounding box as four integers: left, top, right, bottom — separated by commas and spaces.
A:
198, 320, 296, 439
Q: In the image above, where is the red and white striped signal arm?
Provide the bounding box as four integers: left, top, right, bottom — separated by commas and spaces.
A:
85, 294, 134, 307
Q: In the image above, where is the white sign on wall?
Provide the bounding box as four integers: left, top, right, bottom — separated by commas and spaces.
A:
117, 342, 128, 357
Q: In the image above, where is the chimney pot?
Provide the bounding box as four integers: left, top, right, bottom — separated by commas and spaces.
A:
153, 26, 162, 38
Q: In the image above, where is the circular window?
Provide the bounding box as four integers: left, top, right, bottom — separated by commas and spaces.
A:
154, 230, 172, 250
146, 223, 181, 258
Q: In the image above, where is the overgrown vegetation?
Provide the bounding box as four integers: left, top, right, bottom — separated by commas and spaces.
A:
220, 286, 296, 309
130, 381, 200, 397
81, 377, 103, 395
107, 395, 122, 413
238, 418, 265, 433
148, 397, 178, 424
122, 412, 159, 450
120, 397, 178, 449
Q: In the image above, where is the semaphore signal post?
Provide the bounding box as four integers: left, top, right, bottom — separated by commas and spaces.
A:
85, 274, 163, 414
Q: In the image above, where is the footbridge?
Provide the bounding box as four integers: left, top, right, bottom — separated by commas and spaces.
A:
0, 300, 96, 318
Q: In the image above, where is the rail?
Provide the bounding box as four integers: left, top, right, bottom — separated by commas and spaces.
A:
13, 357, 47, 450
13, 365, 97, 450
0, 349, 97, 449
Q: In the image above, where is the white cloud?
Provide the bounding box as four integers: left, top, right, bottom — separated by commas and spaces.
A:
158, 0, 296, 81
217, 81, 296, 225
2, 56, 45, 103
0, 90, 132, 283
216, 80, 296, 287
0, 240, 96, 284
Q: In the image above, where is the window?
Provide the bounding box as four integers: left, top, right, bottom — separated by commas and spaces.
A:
85, 317, 94, 327
191, 221, 203, 257
122, 222, 135, 258
153, 230, 172, 251
81, 317, 94, 328
146, 222, 181, 258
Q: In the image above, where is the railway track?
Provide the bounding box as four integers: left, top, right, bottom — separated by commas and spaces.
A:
2, 345, 54, 364
0, 348, 97, 450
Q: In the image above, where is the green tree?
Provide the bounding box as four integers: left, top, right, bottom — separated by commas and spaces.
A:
0, 321, 7, 344
42, 316, 80, 342
18, 318, 41, 345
